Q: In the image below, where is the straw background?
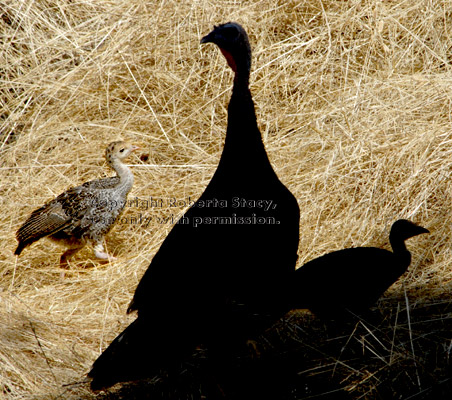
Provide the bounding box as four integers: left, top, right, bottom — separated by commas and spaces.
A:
1, 0, 452, 398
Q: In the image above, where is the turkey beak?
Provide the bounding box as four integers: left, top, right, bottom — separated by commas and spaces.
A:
417, 226, 430, 236
201, 30, 215, 44
131, 145, 140, 152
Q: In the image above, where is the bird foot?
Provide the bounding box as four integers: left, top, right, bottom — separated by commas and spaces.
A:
94, 250, 116, 262
59, 261, 70, 278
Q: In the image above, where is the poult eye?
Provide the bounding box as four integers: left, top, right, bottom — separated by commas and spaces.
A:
119, 148, 125, 153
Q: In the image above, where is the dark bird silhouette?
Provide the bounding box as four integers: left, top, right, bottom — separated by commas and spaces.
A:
15, 141, 138, 267
88, 22, 300, 390
290, 219, 429, 317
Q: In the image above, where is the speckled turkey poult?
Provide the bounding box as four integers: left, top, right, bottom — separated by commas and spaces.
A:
15, 141, 138, 267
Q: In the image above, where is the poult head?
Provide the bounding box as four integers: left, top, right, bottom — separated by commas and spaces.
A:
105, 141, 139, 163
201, 22, 251, 74
390, 219, 429, 241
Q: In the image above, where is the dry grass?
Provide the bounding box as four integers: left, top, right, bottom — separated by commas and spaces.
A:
1, 0, 452, 398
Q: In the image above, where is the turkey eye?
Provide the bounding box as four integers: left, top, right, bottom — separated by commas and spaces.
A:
120, 148, 124, 152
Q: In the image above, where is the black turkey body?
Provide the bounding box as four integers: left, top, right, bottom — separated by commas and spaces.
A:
89, 22, 300, 390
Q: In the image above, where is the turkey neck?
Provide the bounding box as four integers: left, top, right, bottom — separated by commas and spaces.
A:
214, 56, 275, 183
109, 156, 134, 195
389, 231, 411, 271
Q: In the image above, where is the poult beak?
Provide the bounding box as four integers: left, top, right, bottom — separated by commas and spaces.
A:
131, 145, 140, 151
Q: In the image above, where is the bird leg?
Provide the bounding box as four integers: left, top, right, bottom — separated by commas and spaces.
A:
93, 242, 116, 262
60, 247, 83, 269
59, 246, 84, 278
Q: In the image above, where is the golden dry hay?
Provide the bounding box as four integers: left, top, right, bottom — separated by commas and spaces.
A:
1, 0, 452, 398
